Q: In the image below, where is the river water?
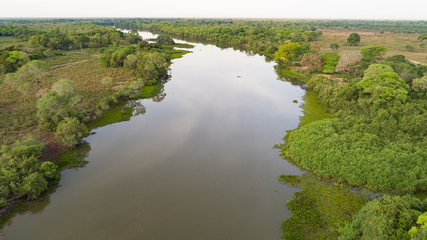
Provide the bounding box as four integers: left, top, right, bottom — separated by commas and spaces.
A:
0, 32, 305, 240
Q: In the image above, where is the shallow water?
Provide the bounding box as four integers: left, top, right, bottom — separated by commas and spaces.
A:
0, 32, 305, 240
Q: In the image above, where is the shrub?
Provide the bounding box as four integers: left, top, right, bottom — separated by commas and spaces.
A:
156, 35, 175, 45
18, 172, 48, 200
40, 161, 60, 182
347, 33, 360, 46
320, 52, 340, 74
37, 79, 82, 130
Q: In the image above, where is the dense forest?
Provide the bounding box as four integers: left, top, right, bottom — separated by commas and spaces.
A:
0, 19, 426, 239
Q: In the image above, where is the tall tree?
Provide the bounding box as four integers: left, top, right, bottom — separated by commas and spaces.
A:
347, 33, 361, 46
5, 60, 50, 93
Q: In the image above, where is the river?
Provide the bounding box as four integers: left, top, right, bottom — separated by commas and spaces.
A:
0, 32, 305, 240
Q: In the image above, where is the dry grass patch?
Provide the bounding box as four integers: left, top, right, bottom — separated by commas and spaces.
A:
316, 29, 427, 64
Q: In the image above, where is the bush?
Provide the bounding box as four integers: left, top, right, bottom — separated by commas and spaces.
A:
18, 172, 48, 200
156, 35, 175, 45
55, 117, 88, 148
339, 195, 426, 240
320, 52, 340, 74
40, 161, 60, 182
347, 33, 360, 46
363, 64, 395, 79
37, 79, 82, 130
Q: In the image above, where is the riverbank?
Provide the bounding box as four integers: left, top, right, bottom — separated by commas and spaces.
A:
119, 21, 427, 239
0, 25, 194, 227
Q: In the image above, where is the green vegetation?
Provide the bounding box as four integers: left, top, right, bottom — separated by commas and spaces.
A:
279, 173, 368, 239
55, 117, 88, 148
1, 18, 426, 238
87, 102, 133, 130
0, 19, 191, 220
0, 136, 59, 206
141, 84, 164, 98
347, 33, 361, 46
340, 195, 427, 240
156, 35, 175, 45
298, 91, 334, 127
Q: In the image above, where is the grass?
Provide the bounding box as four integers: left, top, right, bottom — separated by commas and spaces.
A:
141, 84, 164, 98
299, 91, 334, 127
316, 29, 427, 64
0, 36, 28, 49
54, 142, 91, 170
280, 173, 368, 239
87, 102, 133, 130
174, 43, 195, 49
0, 46, 134, 146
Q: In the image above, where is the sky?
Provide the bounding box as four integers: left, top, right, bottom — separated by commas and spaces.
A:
1, 0, 426, 20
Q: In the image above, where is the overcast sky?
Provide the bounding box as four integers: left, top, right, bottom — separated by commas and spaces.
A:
1, 0, 426, 20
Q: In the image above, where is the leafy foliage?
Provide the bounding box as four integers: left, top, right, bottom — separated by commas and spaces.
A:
55, 117, 88, 148
156, 35, 175, 45
274, 43, 309, 65
339, 195, 427, 240
320, 52, 340, 73
0, 136, 59, 203
347, 33, 361, 46
5, 60, 50, 93
37, 79, 83, 130
280, 173, 367, 239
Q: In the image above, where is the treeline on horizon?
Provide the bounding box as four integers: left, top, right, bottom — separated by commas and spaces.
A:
2, 18, 425, 33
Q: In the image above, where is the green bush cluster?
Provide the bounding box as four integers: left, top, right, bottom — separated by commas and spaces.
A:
55, 117, 88, 148
0, 136, 59, 206
280, 174, 367, 239
281, 64, 427, 193
339, 195, 427, 240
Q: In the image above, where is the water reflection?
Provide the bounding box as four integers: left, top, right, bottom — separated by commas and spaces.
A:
0, 32, 306, 240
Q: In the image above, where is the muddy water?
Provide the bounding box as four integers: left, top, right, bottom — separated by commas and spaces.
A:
0, 32, 305, 240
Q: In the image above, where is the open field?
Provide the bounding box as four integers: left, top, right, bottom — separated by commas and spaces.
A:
317, 29, 427, 64
0, 47, 134, 146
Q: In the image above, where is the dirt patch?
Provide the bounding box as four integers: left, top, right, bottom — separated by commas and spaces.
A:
39, 132, 66, 163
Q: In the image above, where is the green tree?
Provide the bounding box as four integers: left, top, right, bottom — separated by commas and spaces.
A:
404, 45, 415, 52
329, 43, 339, 50
360, 45, 386, 62
18, 172, 48, 200
417, 33, 427, 41
347, 33, 361, 46
71, 34, 90, 50
126, 30, 142, 44
274, 43, 308, 65
40, 161, 60, 182
412, 74, 427, 96
363, 63, 394, 79
2, 51, 29, 73
356, 72, 410, 108
156, 35, 175, 45
5, 60, 50, 93
37, 79, 82, 130
55, 117, 88, 148
135, 52, 168, 81
320, 52, 340, 74
110, 46, 136, 67
339, 195, 426, 240
123, 54, 138, 69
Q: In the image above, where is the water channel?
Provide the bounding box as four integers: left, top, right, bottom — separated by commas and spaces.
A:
0, 32, 306, 240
